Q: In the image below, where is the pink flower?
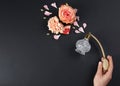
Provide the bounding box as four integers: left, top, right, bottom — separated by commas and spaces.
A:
58, 4, 76, 24
47, 16, 64, 34
62, 25, 71, 34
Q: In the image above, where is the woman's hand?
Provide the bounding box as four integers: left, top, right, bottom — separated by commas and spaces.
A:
93, 55, 113, 86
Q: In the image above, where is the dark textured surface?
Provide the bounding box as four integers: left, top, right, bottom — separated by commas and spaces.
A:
0, 0, 120, 86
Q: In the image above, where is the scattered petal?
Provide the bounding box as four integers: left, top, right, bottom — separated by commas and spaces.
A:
75, 30, 80, 33
43, 17, 47, 19
53, 35, 61, 40
43, 5, 49, 10
46, 33, 50, 35
51, 2, 57, 8
72, 26, 75, 29
78, 27, 84, 33
73, 21, 79, 27
40, 9, 44, 11
62, 25, 71, 35
44, 11, 52, 16
76, 16, 80, 21
83, 23, 87, 28
74, 8, 78, 13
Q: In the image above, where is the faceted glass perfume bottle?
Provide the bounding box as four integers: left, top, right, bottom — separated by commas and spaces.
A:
75, 38, 91, 55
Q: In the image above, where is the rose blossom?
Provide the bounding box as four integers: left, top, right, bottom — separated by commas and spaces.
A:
47, 16, 64, 34
58, 4, 77, 24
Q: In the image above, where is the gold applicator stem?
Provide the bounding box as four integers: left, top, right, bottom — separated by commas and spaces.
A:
85, 32, 106, 58
84, 32, 108, 71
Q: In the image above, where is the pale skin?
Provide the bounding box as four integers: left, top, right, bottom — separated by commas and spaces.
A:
93, 55, 113, 86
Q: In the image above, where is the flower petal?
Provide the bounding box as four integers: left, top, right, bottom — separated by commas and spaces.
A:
83, 23, 87, 28
74, 8, 78, 13
40, 9, 44, 11
76, 16, 80, 21
43, 5, 49, 10
78, 27, 84, 33
53, 35, 61, 40
73, 21, 79, 27
51, 2, 57, 8
46, 33, 50, 35
72, 26, 75, 29
43, 17, 46, 19
75, 30, 80, 33
44, 11, 52, 16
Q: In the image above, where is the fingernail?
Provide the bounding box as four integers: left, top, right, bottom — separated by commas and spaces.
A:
107, 55, 111, 58
99, 61, 101, 65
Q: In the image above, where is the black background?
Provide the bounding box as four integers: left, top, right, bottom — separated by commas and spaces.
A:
0, 0, 120, 86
